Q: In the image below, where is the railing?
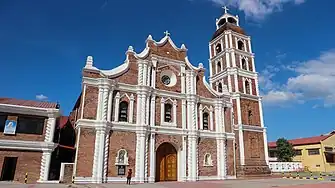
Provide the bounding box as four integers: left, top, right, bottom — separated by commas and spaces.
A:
269, 162, 303, 172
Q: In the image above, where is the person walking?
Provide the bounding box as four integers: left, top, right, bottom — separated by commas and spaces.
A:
126, 169, 132, 185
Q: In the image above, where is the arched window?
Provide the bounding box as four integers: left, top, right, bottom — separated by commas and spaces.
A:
217, 61, 221, 73
245, 80, 250, 94
218, 83, 223, 93
248, 110, 253, 125
115, 149, 129, 165
241, 59, 247, 70
238, 41, 244, 51
215, 43, 222, 54
203, 153, 213, 166
203, 112, 209, 130
164, 103, 172, 123
118, 101, 128, 122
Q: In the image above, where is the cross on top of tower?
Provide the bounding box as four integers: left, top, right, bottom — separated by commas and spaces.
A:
164, 30, 170, 37
222, 6, 229, 14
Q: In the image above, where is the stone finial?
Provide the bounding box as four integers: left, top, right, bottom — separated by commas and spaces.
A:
127, 46, 134, 53
198, 63, 204, 69
181, 44, 187, 50
147, 35, 153, 41
85, 56, 93, 67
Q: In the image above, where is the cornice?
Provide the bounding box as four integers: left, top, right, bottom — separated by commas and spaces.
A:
0, 140, 57, 152
0, 104, 60, 118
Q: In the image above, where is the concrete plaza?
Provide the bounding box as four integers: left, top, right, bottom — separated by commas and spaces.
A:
1, 178, 335, 188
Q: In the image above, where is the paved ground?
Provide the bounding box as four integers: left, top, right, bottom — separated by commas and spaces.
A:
1, 178, 335, 188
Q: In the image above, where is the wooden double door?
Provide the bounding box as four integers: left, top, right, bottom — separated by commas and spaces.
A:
156, 143, 177, 182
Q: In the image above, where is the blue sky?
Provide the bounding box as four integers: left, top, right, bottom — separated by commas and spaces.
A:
0, 0, 334, 141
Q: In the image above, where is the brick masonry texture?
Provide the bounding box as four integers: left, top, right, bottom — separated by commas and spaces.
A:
76, 128, 95, 177
156, 63, 181, 93
155, 134, 182, 151
111, 55, 139, 85
198, 138, 217, 176
83, 86, 98, 120
240, 99, 261, 126
196, 70, 216, 99
62, 164, 74, 184
108, 131, 136, 177
224, 107, 232, 133
243, 131, 265, 164
147, 40, 186, 61
0, 150, 42, 183
226, 140, 235, 176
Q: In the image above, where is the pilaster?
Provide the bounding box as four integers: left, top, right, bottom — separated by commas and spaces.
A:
39, 151, 52, 181
135, 132, 146, 183
149, 133, 156, 182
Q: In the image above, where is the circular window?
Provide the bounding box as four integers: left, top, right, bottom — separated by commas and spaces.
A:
161, 75, 171, 85
160, 70, 177, 87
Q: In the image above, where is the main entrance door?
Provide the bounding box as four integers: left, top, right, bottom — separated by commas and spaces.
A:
156, 142, 177, 182
0, 157, 17, 181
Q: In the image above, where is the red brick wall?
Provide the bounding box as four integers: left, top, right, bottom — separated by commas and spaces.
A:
248, 59, 253, 72
108, 131, 136, 177
0, 150, 42, 183
198, 138, 217, 176
76, 128, 95, 177
156, 63, 181, 93
196, 70, 215, 98
240, 99, 261, 126
231, 75, 235, 92
147, 40, 186, 61
243, 131, 266, 166
83, 86, 98, 120
226, 140, 235, 176
155, 134, 182, 151
224, 107, 232, 133
251, 79, 257, 96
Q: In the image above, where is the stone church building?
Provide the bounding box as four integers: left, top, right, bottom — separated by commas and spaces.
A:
70, 9, 270, 184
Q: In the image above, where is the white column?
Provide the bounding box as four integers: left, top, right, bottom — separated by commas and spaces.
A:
248, 39, 252, 53
129, 94, 135, 123
199, 104, 203, 130
242, 77, 246, 94
96, 87, 104, 120
44, 117, 56, 142
145, 96, 150, 125
182, 100, 187, 129
80, 84, 87, 119
188, 135, 197, 181
236, 98, 245, 165
181, 65, 186, 93
209, 106, 214, 131
92, 128, 106, 183
234, 74, 239, 93
173, 100, 177, 126
107, 89, 113, 122
149, 133, 156, 182
103, 131, 110, 182
263, 129, 269, 165
222, 106, 226, 132
114, 92, 120, 122
147, 65, 151, 86
160, 98, 164, 124
143, 63, 148, 86
182, 136, 187, 181
39, 151, 52, 181
150, 96, 156, 127
135, 132, 146, 183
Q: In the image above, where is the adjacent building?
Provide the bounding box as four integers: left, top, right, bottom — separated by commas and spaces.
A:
0, 98, 60, 183
70, 8, 270, 184
268, 131, 335, 172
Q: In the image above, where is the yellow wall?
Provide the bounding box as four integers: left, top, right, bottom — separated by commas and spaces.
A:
321, 135, 335, 172
292, 134, 335, 172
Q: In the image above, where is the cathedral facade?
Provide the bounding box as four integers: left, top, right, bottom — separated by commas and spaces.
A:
71, 10, 270, 184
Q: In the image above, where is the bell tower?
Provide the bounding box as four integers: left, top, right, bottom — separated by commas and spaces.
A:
208, 6, 270, 176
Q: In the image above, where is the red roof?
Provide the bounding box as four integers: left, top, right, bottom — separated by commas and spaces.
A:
268, 134, 333, 148
0, 97, 58, 109
58, 116, 69, 129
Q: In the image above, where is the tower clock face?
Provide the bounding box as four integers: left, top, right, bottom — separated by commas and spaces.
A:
161, 75, 171, 85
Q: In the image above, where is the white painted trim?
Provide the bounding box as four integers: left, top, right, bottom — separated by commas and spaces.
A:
198, 176, 221, 180
107, 89, 113, 122
80, 84, 87, 119
0, 140, 56, 152
0, 103, 60, 118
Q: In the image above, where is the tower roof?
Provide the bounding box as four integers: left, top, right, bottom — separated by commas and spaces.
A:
211, 6, 245, 40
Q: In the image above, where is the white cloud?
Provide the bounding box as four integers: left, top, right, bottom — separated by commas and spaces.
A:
36, 94, 48, 101
260, 49, 335, 107
208, 0, 306, 20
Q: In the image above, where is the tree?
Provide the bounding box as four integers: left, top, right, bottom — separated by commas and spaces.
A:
275, 138, 295, 162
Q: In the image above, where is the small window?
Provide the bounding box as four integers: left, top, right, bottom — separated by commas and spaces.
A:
245, 80, 251, 94
0, 114, 6, 132
203, 112, 209, 130
17, 116, 45, 135
203, 153, 213, 166
164, 103, 172, 123
241, 59, 247, 70
248, 110, 252, 125
308, 149, 320, 155
325, 147, 333, 152
119, 101, 128, 122
218, 83, 223, 93
295, 150, 302, 156
238, 41, 244, 51
217, 61, 221, 73
215, 43, 222, 54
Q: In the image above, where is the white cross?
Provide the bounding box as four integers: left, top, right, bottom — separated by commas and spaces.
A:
222, 6, 229, 14
164, 30, 170, 36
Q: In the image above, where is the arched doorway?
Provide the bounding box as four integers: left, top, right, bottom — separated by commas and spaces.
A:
155, 142, 177, 182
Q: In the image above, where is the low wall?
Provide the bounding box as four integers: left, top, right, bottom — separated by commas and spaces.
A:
269, 162, 303, 172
